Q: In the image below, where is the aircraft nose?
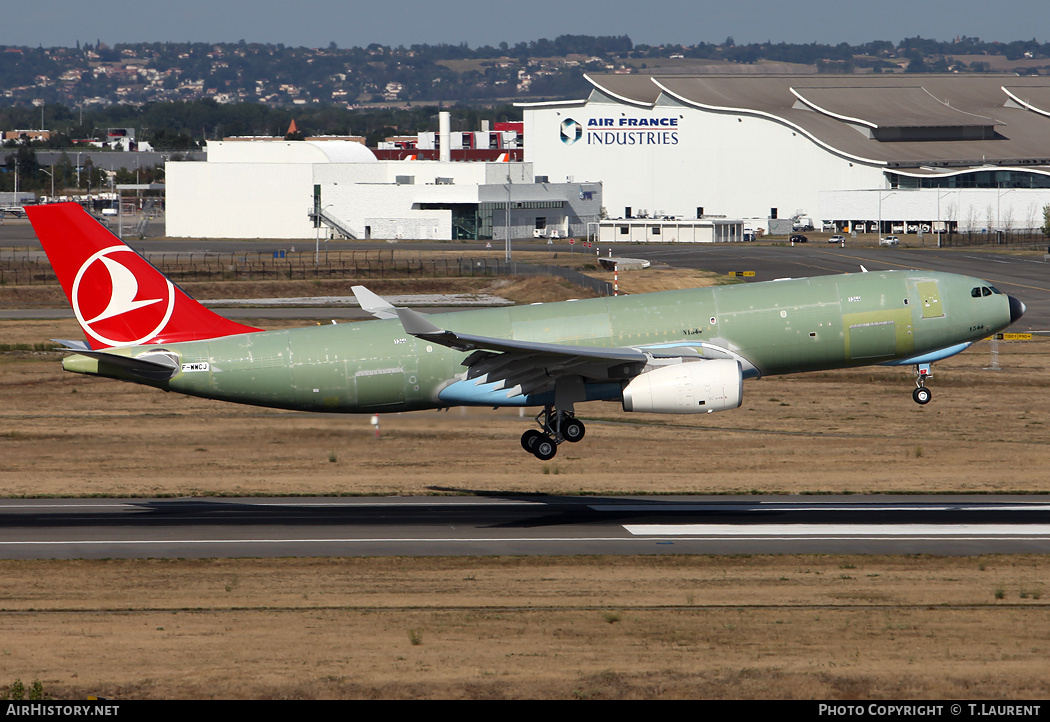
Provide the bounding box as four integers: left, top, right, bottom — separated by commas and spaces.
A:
1009, 295, 1026, 324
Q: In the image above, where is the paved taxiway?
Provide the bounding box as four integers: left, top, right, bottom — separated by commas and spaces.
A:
2, 495, 1050, 559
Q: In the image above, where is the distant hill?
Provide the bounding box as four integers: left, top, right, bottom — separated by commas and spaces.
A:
1, 35, 1049, 111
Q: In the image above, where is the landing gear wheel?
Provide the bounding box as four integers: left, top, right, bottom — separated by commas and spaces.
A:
913, 386, 932, 405
533, 435, 558, 461
521, 428, 543, 452
562, 418, 586, 443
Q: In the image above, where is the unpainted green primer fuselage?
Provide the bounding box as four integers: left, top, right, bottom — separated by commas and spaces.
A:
63, 270, 1018, 413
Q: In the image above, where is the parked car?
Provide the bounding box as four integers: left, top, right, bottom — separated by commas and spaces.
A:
829, 234, 845, 244
879, 236, 900, 246
789, 234, 808, 243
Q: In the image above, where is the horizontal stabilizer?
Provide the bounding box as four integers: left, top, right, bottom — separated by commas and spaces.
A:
55, 340, 180, 381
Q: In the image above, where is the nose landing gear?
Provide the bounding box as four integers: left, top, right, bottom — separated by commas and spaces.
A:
520, 405, 586, 460
912, 363, 932, 405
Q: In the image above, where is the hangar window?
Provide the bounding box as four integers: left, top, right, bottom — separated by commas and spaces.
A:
650, 226, 661, 235
890, 170, 1050, 190
619, 226, 628, 235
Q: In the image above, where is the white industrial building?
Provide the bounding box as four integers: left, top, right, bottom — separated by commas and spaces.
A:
596, 217, 743, 243
522, 74, 1050, 236
166, 114, 599, 241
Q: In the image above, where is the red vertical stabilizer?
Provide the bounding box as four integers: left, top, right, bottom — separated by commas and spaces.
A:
26, 203, 262, 349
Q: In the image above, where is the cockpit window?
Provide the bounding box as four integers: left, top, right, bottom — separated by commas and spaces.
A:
972, 287, 982, 298
972, 286, 995, 298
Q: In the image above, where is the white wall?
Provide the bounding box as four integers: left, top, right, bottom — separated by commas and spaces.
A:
596, 220, 741, 243
167, 159, 491, 239
166, 162, 316, 238
362, 214, 449, 240
820, 188, 1050, 232
525, 94, 885, 223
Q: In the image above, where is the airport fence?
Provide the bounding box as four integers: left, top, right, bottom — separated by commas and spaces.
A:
936, 229, 1050, 249
0, 249, 615, 296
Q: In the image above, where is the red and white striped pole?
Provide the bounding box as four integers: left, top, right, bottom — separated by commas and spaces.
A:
614, 263, 618, 296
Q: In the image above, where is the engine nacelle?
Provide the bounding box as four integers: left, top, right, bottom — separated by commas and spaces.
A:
621, 359, 743, 414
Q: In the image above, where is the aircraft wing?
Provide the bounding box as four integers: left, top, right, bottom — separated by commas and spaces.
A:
395, 306, 645, 361
391, 303, 648, 397
351, 285, 399, 319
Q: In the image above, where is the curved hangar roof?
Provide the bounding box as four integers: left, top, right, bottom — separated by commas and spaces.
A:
566, 74, 1050, 171
206, 139, 378, 164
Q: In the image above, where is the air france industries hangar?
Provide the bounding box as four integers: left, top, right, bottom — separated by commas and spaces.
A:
521, 74, 1050, 235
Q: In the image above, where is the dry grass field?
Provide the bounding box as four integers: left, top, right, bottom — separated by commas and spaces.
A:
1, 271, 1049, 699
1, 556, 1048, 700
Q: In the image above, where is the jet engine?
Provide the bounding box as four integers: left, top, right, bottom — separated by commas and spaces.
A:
621, 359, 743, 414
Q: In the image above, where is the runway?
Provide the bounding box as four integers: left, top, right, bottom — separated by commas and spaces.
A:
2, 495, 1049, 559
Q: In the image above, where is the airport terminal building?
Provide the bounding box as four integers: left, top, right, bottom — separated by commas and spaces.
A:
522, 74, 1050, 235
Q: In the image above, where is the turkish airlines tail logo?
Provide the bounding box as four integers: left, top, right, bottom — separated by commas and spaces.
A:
73, 247, 175, 347
84, 255, 164, 324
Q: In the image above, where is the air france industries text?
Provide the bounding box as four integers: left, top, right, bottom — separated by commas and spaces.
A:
586, 130, 679, 145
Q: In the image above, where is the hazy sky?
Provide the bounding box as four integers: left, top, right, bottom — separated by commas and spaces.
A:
5, 0, 1050, 49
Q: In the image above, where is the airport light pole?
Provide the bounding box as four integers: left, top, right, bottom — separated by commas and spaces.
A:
316, 204, 333, 266
936, 190, 955, 248
505, 173, 513, 264
878, 189, 897, 239
997, 186, 1018, 235
40, 166, 54, 201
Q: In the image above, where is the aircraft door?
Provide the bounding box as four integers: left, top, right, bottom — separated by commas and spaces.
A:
848, 320, 898, 359
354, 365, 405, 409
916, 281, 944, 319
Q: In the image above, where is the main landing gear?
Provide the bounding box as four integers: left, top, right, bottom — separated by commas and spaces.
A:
912, 363, 932, 405
520, 405, 586, 460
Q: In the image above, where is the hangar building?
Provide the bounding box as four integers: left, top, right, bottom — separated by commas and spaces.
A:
166, 118, 599, 241
522, 74, 1050, 236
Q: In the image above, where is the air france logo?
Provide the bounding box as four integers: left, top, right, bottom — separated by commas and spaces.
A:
560, 118, 583, 145
72, 246, 175, 347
